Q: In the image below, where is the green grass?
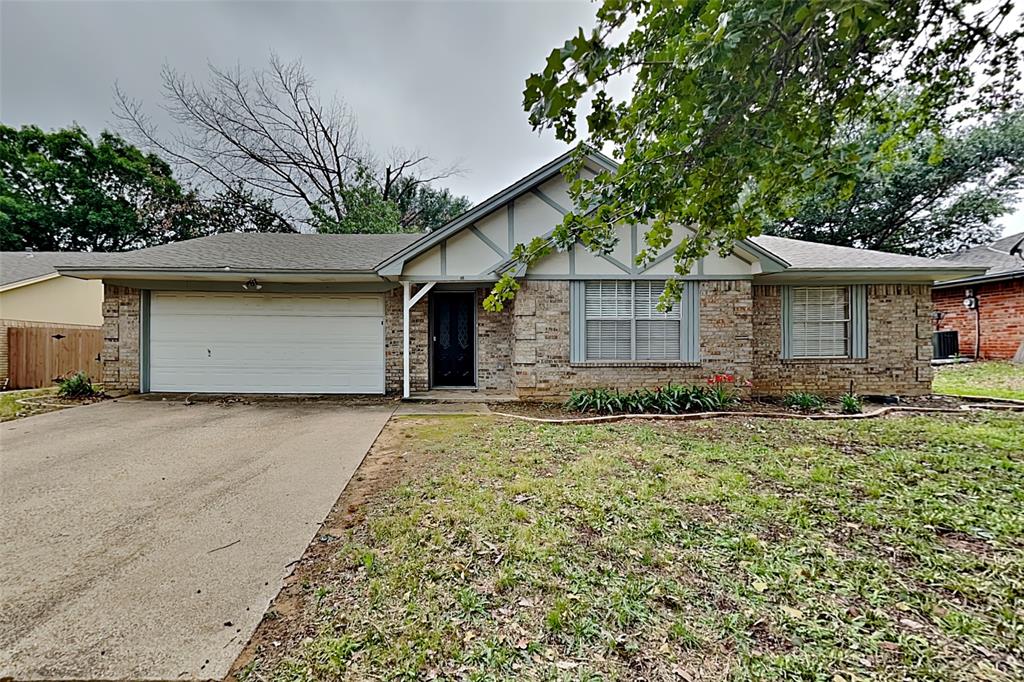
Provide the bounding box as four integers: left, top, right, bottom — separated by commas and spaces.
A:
249, 413, 1024, 681
933, 361, 1024, 400
0, 387, 59, 421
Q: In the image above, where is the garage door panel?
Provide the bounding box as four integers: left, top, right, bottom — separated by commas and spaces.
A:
149, 293, 385, 394
151, 293, 384, 317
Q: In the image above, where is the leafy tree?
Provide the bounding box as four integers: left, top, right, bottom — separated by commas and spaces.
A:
485, 0, 1023, 310
765, 110, 1024, 257
199, 183, 295, 235
0, 124, 200, 251
314, 168, 403, 234
116, 54, 470, 233
393, 180, 473, 232
0, 125, 295, 252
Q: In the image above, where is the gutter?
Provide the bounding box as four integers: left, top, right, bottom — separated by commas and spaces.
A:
55, 267, 386, 282
931, 269, 1024, 290
0, 271, 61, 293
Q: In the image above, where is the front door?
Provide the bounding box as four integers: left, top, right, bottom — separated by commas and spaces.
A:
431, 292, 475, 387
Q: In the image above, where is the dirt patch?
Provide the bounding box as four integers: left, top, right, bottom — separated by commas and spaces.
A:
0, 392, 108, 422
226, 416, 446, 679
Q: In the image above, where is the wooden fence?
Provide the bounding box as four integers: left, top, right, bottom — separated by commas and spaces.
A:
6, 326, 103, 389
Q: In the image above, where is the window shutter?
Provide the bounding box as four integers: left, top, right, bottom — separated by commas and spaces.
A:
850, 284, 868, 358
569, 281, 585, 363
681, 282, 700, 362
781, 286, 793, 359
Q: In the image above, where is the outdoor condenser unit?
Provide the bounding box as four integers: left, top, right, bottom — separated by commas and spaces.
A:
932, 330, 960, 360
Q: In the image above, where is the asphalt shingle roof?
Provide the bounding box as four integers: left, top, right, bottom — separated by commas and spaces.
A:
0, 251, 120, 288
42, 231, 985, 279
749, 235, 976, 270
941, 232, 1024, 276
58, 233, 424, 273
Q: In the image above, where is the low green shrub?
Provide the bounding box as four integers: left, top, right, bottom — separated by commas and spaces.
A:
57, 372, 97, 398
565, 376, 745, 415
840, 392, 863, 414
783, 391, 826, 412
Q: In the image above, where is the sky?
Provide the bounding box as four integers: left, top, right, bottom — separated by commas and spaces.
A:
1, 0, 1020, 237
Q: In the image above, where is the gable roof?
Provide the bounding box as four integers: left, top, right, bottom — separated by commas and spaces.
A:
376, 148, 621, 275
933, 232, 1024, 287
56, 233, 421, 277
1, 251, 119, 290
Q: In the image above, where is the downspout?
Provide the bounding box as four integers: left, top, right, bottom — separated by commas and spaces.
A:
974, 298, 981, 360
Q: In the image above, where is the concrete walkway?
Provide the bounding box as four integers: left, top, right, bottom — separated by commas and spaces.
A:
0, 398, 393, 680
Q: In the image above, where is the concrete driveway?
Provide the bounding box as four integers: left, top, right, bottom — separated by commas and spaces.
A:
0, 397, 394, 680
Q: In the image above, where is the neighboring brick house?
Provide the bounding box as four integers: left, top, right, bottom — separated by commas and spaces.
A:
58, 150, 983, 399
933, 232, 1024, 360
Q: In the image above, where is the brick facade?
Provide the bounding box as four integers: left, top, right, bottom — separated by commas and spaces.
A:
932, 279, 1023, 360
510, 280, 754, 398
384, 286, 428, 394
383, 286, 513, 394
101, 284, 142, 391
752, 284, 933, 397
98, 280, 933, 398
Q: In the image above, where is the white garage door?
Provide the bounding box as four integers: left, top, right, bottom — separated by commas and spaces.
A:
149, 292, 385, 394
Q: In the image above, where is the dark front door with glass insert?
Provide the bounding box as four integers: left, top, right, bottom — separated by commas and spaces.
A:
431, 292, 474, 387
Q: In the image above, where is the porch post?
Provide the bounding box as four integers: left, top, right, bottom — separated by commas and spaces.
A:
401, 281, 437, 400
403, 281, 411, 399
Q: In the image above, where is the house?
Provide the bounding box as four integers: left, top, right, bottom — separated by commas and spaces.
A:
0, 251, 110, 387
56, 151, 984, 399
932, 232, 1024, 361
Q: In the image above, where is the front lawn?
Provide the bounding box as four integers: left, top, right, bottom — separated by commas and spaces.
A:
0, 387, 59, 421
933, 361, 1024, 400
241, 413, 1024, 681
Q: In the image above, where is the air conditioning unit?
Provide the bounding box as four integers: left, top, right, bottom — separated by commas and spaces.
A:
932, 330, 960, 359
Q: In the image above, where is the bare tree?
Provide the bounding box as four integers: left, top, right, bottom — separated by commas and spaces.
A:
115, 53, 460, 232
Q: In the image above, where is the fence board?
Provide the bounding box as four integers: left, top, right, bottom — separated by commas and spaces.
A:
7, 327, 103, 389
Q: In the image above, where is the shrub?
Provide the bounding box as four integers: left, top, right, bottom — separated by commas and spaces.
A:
565, 388, 625, 414
57, 372, 97, 398
565, 377, 747, 415
840, 392, 863, 414
783, 392, 825, 412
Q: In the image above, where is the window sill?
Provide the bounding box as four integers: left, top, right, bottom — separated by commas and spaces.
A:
571, 361, 702, 368
780, 357, 867, 364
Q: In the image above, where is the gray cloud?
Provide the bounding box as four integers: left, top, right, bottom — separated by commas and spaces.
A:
3, 0, 1020, 236
1, 0, 594, 202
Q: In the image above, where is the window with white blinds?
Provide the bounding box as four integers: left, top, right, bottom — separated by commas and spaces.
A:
583, 281, 682, 361
790, 286, 850, 358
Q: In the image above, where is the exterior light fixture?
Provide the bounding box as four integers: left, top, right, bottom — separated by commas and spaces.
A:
243, 278, 262, 291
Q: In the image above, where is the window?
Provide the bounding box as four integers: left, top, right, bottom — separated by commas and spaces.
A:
581, 281, 684, 361
788, 286, 851, 358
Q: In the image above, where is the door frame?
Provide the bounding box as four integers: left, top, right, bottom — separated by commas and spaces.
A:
427, 290, 478, 389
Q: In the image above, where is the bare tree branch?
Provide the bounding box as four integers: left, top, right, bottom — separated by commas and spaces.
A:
115, 54, 463, 231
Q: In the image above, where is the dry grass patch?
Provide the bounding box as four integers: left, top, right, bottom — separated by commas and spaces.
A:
237, 412, 1024, 681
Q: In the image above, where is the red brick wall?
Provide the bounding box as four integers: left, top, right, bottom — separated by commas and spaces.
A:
932, 279, 1024, 359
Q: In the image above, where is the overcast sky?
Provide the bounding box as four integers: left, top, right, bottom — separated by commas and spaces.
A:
1, 0, 1020, 236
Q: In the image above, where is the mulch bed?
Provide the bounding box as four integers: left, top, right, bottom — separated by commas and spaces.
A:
489, 394, 973, 421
